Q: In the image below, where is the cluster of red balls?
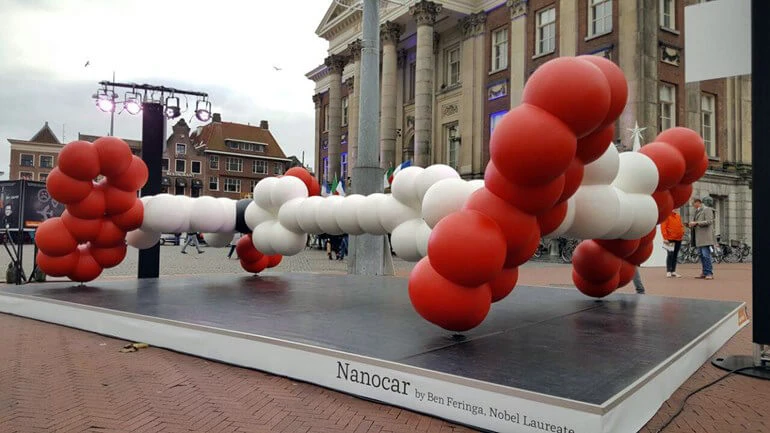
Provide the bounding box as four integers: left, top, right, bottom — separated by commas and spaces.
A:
35, 137, 148, 282
572, 128, 708, 296
408, 56, 631, 332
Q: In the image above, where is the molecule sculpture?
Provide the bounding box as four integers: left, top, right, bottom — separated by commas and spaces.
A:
34, 55, 708, 333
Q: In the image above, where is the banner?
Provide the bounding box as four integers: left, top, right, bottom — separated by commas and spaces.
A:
0, 181, 22, 229
22, 181, 64, 228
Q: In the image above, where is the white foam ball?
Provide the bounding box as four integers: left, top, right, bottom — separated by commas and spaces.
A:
600, 189, 635, 239
378, 194, 420, 233
269, 224, 307, 256
549, 196, 576, 238
253, 176, 280, 212
391, 219, 424, 262
564, 185, 620, 240
582, 144, 619, 185
174, 195, 194, 233
202, 232, 234, 248
335, 194, 366, 235
468, 179, 485, 191
297, 196, 325, 234
612, 152, 659, 195
415, 164, 460, 203
317, 195, 345, 235
139, 195, 154, 206
189, 196, 226, 232
415, 220, 432, 257
126, 229, 160, 250
216, 198, 237, 232
244, 201, 274, 231
357, 193, 389, 235
252, 221, 276, 255
391, 166, 424, 209
270, 176, 308, 209
277, 197, 305, 234
620, 195, 659, 240
142, 194, 187, 233
421, 178, 475, 229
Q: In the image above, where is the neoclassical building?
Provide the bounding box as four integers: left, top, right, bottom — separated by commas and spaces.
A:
307, 0, 752, 243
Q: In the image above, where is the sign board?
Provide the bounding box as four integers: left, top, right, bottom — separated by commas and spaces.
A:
0, 181, 22, 229
22, 181, 64, 228
685, 0, 751, 83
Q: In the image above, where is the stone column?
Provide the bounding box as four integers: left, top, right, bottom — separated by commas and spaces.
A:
409, 1, 442, 167
346, 40, 362, 174
507, 0, 527, 108
459, 12, 486, 177
380, 22, 402, 170
312, 94, 322, 178
324, 54, 348, 182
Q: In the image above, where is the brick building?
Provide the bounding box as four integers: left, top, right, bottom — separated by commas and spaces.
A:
307, 0, 752, 244
7, 122, 61, 182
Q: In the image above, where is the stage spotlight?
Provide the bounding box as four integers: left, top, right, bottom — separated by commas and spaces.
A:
124, 91, 143, 115
95, 88, 115, 112
195, 98, 211, 122
165, 95, 181, 118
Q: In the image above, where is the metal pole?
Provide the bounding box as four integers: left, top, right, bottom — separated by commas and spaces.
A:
109, 71, 115, 136
349, 0, 394, 276
137, 102, 164, 279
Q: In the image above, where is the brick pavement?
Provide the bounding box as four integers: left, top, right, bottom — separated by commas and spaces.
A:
0, 251, 766, 433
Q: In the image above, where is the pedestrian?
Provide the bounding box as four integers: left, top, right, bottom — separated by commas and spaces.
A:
688, 198, 716, 280
181, 231, 204, 254
661, 208, 684, 278
632, 267, 645, 294
227, 232, 242, 259
337, 234, 348, 260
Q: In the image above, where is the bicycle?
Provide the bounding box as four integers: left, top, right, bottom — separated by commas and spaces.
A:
558, 237, 580, 263
532, 238, 550, 259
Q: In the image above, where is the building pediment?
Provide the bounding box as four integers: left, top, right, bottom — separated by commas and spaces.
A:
316, 2, 362, 41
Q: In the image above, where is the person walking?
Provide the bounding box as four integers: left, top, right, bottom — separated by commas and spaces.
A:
632, 267, 645, 294
688, 198, 716, 279
227, 232, 242, 259
181, 231, 204, 254
661, 208, 684, 278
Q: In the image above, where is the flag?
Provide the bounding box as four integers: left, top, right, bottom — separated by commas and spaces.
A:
331, 174, 339, 196
388, 160, 412, 186
321, 180, 330, 197
383, 166, 395, 188
334, 177, 346, 196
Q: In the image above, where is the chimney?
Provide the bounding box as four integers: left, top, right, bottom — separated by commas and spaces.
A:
259, 120, 269, 129
212, 113, 222, 123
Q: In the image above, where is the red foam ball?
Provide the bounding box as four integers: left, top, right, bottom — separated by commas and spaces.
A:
504, 227, 541, 268
595, 238, 641, 259
559, 159, 585, 203
267, 254, 282, 268
92, 136, 134, 178
670, 183, 694, 209
284, 167, 315, 196
617, 262, 637, 288
66, 186, 106, 219
241, 255, 269, 274
639, 142, 687, 191
490, 104, 577, 187
652, 190, 675, 225
640, 228, 658, 246
45, 168, 93, 204
91, 220, 126, 248
111, 200, 144, 232
36, 249, 79, 277
680, 153, 709, 184
573, 269, 619, 298
489, 267, 519, 303
98, 181, 138, 215
576, 124, 615, 165
89, 243, 127, 268
428, 210, 507, 287
572, 240, 623, 284
68, 246, 103, 282
655, 127, 706, 172
522, 57, 611, 138
626, 240, 654, 266
236, 234, 264, 263
408, 257, 492, 332
61, 210, 103, 243
108, 156, 148, 192
57, 140, 100, 181
36, 217, 78, 257
484, 162, 565, 215
464, 188, 540, 269
578, 56, 628, 128
537, 201, 568, 237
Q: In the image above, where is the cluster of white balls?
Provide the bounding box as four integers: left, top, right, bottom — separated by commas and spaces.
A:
553, 144, 659, 240
245, 176, 310, 256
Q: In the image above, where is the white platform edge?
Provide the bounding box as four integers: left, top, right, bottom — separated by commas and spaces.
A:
0, 292, 746, 433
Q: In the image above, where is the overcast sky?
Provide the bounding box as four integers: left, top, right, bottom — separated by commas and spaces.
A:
0, 0, 332, 178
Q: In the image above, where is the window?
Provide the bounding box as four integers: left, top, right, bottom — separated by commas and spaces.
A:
660, 0, 675, 30
341, 152, 348, 180
209, 155, 219, 170
175, 159, 186, 173
342, 97, 349, 126
589, 0, 613, 37
226, 157, 243, 172
408, 62, 416, 100
491, 28, 508, 71
191, 161, 201, 174
273, 162, 284, 175
701, 93, 716, 157
445, 46, 460, 87
323, 157, 329, 182
39, 155, 54, 168
253, 160, 267, 174
209, 176, 219, 191
162, 158, 169, 172
176, 143, 186, 155
224, 178, 241, 193
250, 180, 259, 193
39, 173, 49, 181
324, 105, 330, 132
19, 172, 33, 180
659, 83, 676, 132
20, 154, 34, 167
490, 110, 508, 137
226, 140, 239, 150
536, 8, 556, 55
239, 142, 266, 152
175, 185, 185, 196
446, 123, 460, 170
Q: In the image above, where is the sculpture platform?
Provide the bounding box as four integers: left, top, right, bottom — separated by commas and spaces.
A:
0, 274, 747, 433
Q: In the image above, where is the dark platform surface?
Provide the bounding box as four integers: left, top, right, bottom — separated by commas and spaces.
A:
1, 274, 742, 405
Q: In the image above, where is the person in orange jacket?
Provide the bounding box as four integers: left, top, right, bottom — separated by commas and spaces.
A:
661, 208, 685, 277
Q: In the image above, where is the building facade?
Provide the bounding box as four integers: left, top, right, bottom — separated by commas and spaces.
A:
307, 0, 752, 244
8, 122, 62, 182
